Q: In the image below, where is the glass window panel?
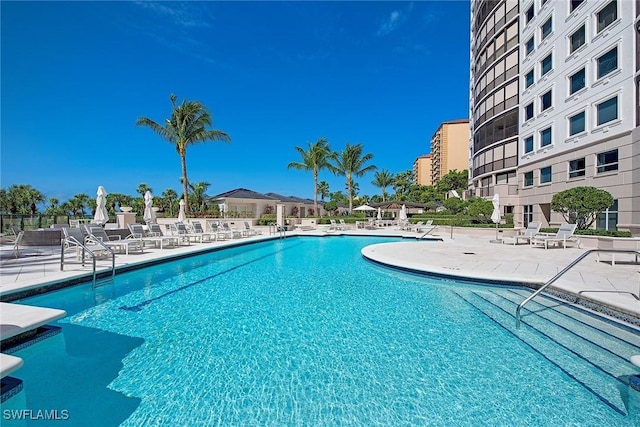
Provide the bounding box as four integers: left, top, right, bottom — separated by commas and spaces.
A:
597, 149, 618, 173
597, 1, 617, 33
569, 68, 586, 94
540, 127, 552, 146
526, 5, 534, 23
597, 47, 618, 79
540, 166, 552, 183
569, 158, 586, 178
597, 97, 618, 125
569, 111, 586, 136
541, 53, 552, 76
570, 25, 585, 54
524, 172, 534, 187
541, 17, 552, 40
525, 70, 534, 88
524, 136, 534, 153
541, 90, 552, 111
525, 103, 534, 120
571, 0, 585, 12
526, 37, 534, 55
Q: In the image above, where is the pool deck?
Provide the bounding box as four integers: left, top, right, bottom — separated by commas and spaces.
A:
1, 225, 639, 340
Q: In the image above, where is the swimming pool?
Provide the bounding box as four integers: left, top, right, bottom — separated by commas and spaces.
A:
3, 236, 640, 426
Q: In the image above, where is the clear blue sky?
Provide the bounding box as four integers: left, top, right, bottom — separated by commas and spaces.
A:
1, 1, 470, 204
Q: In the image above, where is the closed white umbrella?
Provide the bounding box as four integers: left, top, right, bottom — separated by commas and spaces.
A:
178, 199, 186, 222
491, 194, 501, 242
143, 191, 156, 224
377, 207, 382, 220
93, 186, 109, 225
399, 204, 407, 221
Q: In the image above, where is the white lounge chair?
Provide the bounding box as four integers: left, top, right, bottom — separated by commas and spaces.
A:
86, 225, 144, 255
148, 223, 182, 247
206, 220, 231, 240
189, 221, 214, 242
243, 221, 261, 236
531, 223, 580, 249
503, 221, 541, 245
129, 223, 178, 249
63, 227, 113, 260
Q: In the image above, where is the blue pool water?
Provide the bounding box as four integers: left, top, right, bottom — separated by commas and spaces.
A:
3, 236, 640, 426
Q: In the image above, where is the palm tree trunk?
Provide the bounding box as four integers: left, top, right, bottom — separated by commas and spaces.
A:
347, 174, 353, 213
180, 152, 190, 215
313, 169, 318, 217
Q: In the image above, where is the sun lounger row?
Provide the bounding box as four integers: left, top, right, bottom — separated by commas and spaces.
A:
503, 222, 580, 249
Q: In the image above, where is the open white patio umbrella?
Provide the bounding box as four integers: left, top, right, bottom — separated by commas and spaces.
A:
353, 204, 376, 212
93, 186, 109, 225
490, 193, 501, 242
143, 191, 156, 224
178, 199, 186, 222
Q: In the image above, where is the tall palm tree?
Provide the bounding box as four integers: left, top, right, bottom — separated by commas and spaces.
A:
136, 94, 230, 214
287, 138, 336, 217
162, 188, 178, 216
372, 169, 395, 202
333, 143, 376, 213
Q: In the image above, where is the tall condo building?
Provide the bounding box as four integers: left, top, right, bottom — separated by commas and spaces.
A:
413, 154, 433, 186
430, 119, 470, 186
470, 0, 640, 232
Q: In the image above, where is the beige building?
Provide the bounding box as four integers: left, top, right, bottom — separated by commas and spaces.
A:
430, 119, 470, 185
413, 154, 432, 186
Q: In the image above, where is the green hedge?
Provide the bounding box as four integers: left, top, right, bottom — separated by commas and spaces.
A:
540, 228, 632, 237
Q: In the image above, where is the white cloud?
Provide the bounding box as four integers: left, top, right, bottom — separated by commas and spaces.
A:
376, 3, 413, 36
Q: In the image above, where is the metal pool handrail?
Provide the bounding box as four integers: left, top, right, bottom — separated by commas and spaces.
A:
60, 235, 115, 287
516, 248, 640, 328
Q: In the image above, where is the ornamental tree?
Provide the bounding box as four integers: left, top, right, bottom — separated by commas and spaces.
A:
550, 186, 614, 229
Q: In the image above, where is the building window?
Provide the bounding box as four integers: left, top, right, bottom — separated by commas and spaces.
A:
569, 111, 586, 135
596, 96, 618, 125
526, 4, 534, 24
524, 135, 534, 153
541, 90, 552, 111
570, 25, 585, 54
569, 68, 586, 94
597, 1, 617, 34
570, 0, 585, 13
541, 17, 552, 40
540, 127, 552, 147
540, 166, 552, 184
523, 205, 534, 227
597, 199, 618, 231
525, 70, 534, 88
526, 36, 535, 55
524, 172, 534, 187
569, 158, 586, 178
541, 53, 552, 76
525, 103, 534, 120
597, 47, 618, 79
596, 149, 618, 173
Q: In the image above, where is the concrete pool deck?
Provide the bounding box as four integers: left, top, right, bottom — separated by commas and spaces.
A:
1, 226, 639, 322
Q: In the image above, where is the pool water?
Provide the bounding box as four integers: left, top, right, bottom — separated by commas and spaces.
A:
3, 236, 640, 426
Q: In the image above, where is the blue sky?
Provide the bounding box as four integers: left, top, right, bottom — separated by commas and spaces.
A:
1, 1, 471, 204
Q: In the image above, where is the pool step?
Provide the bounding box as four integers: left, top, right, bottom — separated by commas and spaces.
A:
453, 288, 638, 416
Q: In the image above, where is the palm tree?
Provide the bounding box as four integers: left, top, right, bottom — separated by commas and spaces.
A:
372, 169, 394, 202
136, 183, 152, 197
287, 138, 336, 217
333, 143, 376, 213
162, 188, 178, 216
317, 181, 330, 202
136, 94, 230, 214
189, 181, 211, 213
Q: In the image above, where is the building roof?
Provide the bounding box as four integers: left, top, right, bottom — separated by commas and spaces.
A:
210, 188, 278, 200
264, 193, 314, 204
